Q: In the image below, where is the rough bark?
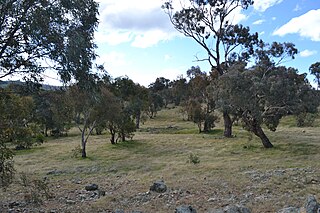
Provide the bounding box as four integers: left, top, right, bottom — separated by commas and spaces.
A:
223, 111, 232, 137
81, 145, 86, 158
135, 111, 141, 129
252, 124, 274, 148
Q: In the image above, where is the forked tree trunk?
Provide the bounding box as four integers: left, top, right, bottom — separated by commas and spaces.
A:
223, 111, 232, 137
252, 124, 274, 148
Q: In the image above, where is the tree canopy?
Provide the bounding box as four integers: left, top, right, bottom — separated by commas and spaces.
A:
0, 0, 99, 83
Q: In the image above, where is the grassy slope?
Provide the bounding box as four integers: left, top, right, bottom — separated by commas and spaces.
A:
1, 107, 320, 212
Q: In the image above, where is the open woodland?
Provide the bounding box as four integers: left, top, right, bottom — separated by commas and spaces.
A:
0, 107, 319, 212
1, 0, 320, 212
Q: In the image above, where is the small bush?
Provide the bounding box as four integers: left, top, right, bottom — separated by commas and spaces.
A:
35, 134, 45, 144
71, 145, 82, 158
296, 112, 317, 127
0, 144, 15, 190
19, 172, 53, 205
188, 152, 200, 164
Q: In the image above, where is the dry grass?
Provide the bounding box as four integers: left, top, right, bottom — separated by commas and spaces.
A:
1, 107, 320, 212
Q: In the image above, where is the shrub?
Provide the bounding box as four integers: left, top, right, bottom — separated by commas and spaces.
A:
0, 144, 15, 189
19, 172, 53, 205
71, 145, 82, 158
188, 152, 200, 164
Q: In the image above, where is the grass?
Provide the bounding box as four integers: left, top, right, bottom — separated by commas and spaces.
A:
1, 107, 320, 213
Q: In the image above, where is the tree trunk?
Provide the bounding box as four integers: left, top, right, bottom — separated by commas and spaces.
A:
223, 111, 232, 137
135, 111, 141, 129
252, 124, 274, 148
81, 144, 86, 158
45, 126, 48, 137
81, 131, 87, 158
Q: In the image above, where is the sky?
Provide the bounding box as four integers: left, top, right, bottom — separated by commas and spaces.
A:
89, 0, 320, 88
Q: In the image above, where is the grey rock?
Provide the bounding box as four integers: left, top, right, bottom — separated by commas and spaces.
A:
305, 195, 320, 213
85, 183, 99, 191
150, 180, 167, 193
8, 201, 20, 208
277, 207, 301, 213
224, 205, 251, 213
98, 189, 106, 197
66, 200, 76, 205
114, 210, 124, 213
175, 205, 197, 213
208, 209, 224, 213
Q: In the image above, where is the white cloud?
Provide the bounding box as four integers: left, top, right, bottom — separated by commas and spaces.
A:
96, 0, 177, 48
131, 30, 172, 48
253, 19, 265, 25
300, 50, 318, 57
96, 51, 128, 68
293, 4, 301, 12
164, 54, 172, 61
253, 0, 284, 12
273, 9, 320, 41
259, 31, 265, 36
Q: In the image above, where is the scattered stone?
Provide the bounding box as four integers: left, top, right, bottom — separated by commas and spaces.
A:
98, 189, 106, 197
207, 197, 217, 202
277, 207, 301, 213
8, 201, 20, 208
210, 205, 251, 213
114, 210, 124, 213
175, 205, 197, 213
85, 183, 99, 191
305, 195, 319, 213
46, 169, 64, 175
150, 180, 167, 193
224, 205, 251, 213
66, 200, 76, 205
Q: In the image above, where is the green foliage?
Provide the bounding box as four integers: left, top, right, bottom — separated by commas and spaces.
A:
0, 0, 99, 83
296, 112, 317, 127
309, 62, 320, 89
188, 152, 200, 164
19, 172, 53, 205
0, 144, 15, 189
0, 89, 40, 149
71, 145, 82, 158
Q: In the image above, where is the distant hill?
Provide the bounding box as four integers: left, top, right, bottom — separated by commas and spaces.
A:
0, 80, 62, 90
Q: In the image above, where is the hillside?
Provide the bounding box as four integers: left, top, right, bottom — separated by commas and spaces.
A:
0, 107, 319, 212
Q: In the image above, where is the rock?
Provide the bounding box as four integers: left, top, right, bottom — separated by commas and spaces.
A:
98, 189, 106, 197
150, 180, 167, 193
208, 209, 224, 213
224, 205, 251, 213
175, 205, 197, 213
305, 195, 319, 213
277, 207, 301, 213
114, 210, 124, 213
66, 200, 76, 205
210, 205, 251, 213
8, 201, 20, 208
85, 183, 99, 191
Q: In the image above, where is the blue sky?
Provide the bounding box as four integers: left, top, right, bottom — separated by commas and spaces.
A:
38, 0, 320, 86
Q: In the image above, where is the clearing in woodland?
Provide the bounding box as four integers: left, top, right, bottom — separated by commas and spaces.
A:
1, 107, 319, 212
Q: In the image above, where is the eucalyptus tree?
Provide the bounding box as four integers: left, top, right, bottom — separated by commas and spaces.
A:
162, 0, 259, 137
213, 42, 317, 148
0, 0, 99, 83
309, 62, 320, 89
